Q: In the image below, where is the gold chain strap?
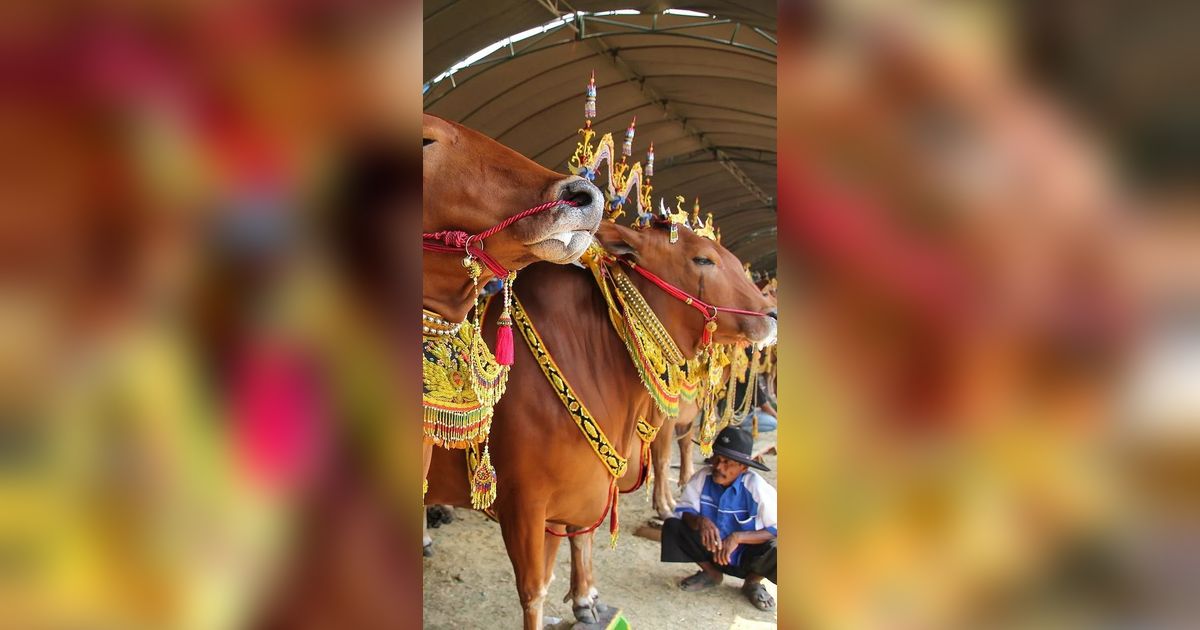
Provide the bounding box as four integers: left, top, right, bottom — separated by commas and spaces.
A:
580, 243, 683, 417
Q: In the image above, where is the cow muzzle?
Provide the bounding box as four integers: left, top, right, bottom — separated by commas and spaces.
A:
743, 312, 778, 348
523, 177, 605, 263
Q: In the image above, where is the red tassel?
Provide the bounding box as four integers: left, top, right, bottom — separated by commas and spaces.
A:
495, 312, 514, 365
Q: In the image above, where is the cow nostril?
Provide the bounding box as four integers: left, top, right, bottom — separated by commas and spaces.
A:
559, 181, 595, 208
768, 309, 778, 320
563, 189, 593, 208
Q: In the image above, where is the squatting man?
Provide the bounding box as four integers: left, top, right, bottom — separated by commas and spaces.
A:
660, 426, 777, 611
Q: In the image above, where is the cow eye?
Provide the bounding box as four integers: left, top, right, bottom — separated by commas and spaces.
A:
692, 256, 714, 266
423, 138, 436, 147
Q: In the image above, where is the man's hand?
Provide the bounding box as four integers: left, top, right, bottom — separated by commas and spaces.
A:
714, 532, 741, 565
697, 517, 722, 553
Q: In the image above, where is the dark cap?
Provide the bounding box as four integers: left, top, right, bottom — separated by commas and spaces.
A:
709, 426, 769, 471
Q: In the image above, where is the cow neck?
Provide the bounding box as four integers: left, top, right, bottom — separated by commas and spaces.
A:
422, 255, 493, 324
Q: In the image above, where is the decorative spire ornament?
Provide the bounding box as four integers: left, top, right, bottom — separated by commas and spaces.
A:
645, 142, 654, 177
569, 72, 652, 223
584, 70, 597, 120
621, 116, 636, 157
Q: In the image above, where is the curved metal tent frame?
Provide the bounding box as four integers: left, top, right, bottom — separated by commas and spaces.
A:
424, 2, 777, 274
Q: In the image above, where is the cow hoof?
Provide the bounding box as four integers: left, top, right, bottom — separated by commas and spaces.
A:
426, 505, 454, 528
542, 616, 562, 629
572, 604, 598, 625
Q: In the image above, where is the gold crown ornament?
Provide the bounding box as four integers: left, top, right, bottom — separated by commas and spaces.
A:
568, 71, 653, 223
693, 211, 717, 241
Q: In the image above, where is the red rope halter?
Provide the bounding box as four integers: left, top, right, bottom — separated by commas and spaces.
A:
422, 199, 580, 277
615, 257, 769, 345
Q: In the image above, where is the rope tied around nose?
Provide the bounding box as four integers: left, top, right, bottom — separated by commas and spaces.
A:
423, 199, 580, 364
422, 199, 580, 277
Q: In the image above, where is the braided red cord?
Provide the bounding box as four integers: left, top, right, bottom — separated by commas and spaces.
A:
422, 240, 509, 278
422, 200, 579, 278
476, 199, 575, 241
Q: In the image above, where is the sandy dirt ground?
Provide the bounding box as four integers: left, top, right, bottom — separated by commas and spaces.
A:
423, 445, 778, 629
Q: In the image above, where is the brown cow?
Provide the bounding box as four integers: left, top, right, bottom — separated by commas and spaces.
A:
421, 112, 605, 484
427, 220, 776, 629
651, 282, 778, 518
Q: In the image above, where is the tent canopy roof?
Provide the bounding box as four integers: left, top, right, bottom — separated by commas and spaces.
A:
424, 2, 777, 273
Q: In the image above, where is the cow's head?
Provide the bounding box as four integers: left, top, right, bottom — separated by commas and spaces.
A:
422, 114, 604, 266
596, 221, 777, 356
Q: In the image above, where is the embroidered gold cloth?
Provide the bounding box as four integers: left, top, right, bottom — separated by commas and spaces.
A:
421, 318, 508, 449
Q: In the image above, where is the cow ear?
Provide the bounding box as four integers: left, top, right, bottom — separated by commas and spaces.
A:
596, 221, 639, 257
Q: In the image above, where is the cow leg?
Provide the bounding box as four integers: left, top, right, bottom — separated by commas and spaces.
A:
566, 532, 602, 624
543, 528, 564, 593
500, 505, 550, 630
422, 440, 433, 494
677, 425, 695, 487
422, 442, 434, 556
651, 415, 677, 519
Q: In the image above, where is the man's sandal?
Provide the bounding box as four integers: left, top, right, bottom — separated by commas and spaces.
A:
742, 581, 775, 611
678, 571, 722, 592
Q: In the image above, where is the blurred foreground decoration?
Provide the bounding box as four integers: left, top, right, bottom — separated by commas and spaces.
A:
1, 2, 423, 629
777, 1, 1198, 628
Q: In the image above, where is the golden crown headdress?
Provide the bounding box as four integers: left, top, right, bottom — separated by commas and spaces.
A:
569, 71, 653, 223
691, 200, 717, 241
569, 72, 727, 245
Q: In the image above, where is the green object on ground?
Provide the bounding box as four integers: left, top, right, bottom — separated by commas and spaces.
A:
604, 612, 629, 630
